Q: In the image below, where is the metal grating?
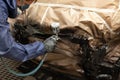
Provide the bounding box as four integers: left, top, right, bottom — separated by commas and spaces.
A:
0, 58, 24, 80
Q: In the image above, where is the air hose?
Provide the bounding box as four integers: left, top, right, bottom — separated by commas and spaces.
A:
0, 53, 48, 77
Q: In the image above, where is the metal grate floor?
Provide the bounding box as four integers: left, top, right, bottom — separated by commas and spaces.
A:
0, 58, 24, 80
0, 58, 119, 80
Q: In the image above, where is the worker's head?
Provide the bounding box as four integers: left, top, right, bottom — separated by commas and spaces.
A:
17, 0, 35, 7
17, 0, 35, 11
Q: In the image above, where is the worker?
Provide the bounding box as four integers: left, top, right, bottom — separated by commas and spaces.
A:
0, 0, 57, 62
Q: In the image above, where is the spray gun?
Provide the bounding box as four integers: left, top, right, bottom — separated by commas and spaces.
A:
51, 22, 60, 40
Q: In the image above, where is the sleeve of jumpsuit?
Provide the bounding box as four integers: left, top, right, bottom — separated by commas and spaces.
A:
0, 0, 46, 62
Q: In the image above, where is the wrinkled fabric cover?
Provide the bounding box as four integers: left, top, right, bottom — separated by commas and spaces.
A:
26, 0, 120, 36
11, 0, 120, 77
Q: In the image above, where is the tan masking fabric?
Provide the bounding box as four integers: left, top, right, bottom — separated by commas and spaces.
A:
15, 0, 120, 77
24, 0, 120, 39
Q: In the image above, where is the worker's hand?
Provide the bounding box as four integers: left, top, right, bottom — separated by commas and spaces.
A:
44, 35, 58, 52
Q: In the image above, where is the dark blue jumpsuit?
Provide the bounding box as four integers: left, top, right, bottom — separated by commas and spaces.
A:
0, 0, 46, 62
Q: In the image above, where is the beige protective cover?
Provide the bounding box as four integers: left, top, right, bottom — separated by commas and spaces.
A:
26, 0, 120, 37
14, 0, 120, 77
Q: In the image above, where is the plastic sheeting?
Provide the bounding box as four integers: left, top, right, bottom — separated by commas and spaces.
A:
10, 0, 120, 79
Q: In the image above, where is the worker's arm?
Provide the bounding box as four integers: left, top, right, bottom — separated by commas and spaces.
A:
0, 24, 46, 62
0, 0, 46, 62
